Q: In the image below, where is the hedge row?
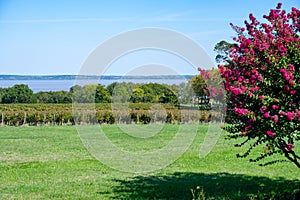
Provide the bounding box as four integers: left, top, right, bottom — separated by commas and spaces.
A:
0, 103, 178, 112
0, 109, 223, 126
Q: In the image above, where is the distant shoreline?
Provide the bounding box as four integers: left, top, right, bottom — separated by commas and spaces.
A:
0, 75, 195, 92
0, 75, 195, 80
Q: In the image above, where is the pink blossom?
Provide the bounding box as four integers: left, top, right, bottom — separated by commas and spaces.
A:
286, 144, 295, 151
250, 86, 260, 92
290, 90, 296, 95
257, 74, 263, 81
266, 130, 275, 137
245, 125, 252, 131
284, 85, 290, 91
287, 64, 295, 71
234, 108, 249, 116
296, 110, 300, 119
248, 118, 256, 123
271, 115, 279, 123
237, 76, 243, 82
289, 80, 295, 86
259, 95, 264, 100
286, 111, 295, 121
229, 86, 248, 96
272, 105, 279, 110
251, 75, 256, 79
280, 68, 286, 74
260, 106, 267, 113
279, 111, 285, 115
264, 112, 270, 118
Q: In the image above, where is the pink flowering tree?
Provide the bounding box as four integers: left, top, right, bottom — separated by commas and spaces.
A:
198, 68, 225, 106
219, 3, 300, 168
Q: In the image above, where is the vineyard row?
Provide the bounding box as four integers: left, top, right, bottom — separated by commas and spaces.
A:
0, 110, 224, 126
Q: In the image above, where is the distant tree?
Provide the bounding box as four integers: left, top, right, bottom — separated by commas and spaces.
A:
164, 84, 180, 105
0, 88, 6, 103
107, 82, 118, 96
188, 75, 207, 97
169, 84, 179, 97
128, 83, 179, 104
140, 84, 155, 102
35, 91, 53, 103
51, 91, 72, 103
70, 85, 83, 103
214, 40, 235, 63
178, 82, 194, 104
69, 84, 96, 103
130, 88, 144, 103
158, 88, 179, 105
95, 84, 111, 103
2, 84, 34, 103
107, 82, 136, 103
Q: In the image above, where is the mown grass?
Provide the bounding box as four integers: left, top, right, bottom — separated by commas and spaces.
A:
0, 125, 299, 199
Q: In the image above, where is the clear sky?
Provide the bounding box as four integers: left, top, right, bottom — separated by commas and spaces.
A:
0, 0, 299, 75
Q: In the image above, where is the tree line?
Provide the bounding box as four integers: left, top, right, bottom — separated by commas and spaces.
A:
0, 80, 206, 105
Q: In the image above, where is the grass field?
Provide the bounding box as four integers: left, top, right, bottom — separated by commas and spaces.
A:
0, 125, 299, 199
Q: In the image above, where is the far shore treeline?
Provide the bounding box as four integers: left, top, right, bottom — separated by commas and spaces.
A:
0, 81, 197, 105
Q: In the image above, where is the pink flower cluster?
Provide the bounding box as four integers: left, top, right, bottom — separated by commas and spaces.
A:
229, 86, 247, 95
266, 130, 275, 137
286, 144, 295, 151
280, 68, 295, 85
279, 111, 296, 121
234, 108, 249, 116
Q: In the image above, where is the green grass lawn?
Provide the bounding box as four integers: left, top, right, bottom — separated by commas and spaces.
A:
0, 125, 299, 199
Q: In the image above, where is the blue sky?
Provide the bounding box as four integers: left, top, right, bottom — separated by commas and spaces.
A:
0, 0, 299, 75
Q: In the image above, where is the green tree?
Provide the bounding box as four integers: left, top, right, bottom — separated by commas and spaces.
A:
35, 91, 53, 103
107, 82, 118, 96
108, 82, 138, 103
2, 84, 34, 103
69, 85, 83, 103
51, 91, 72, 103
159, 88, 179, 105
0, 88, 6, 103
70, 84, 97, 103
178, 82, 193, 104
95, 84, 111, 103
214, 40, 235, 63
188, 75, 207, 97
130, 88, 144, 103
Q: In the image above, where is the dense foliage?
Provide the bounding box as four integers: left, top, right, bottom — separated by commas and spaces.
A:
0, 82, 194, 105
219, 3, 300, 167
1, 84, 35, 103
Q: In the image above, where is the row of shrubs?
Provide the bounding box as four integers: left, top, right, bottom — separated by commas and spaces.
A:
0, 110, 223, 126
0, 103, 178, 112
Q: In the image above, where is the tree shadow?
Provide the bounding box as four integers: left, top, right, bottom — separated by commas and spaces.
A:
107, 172, 300, 199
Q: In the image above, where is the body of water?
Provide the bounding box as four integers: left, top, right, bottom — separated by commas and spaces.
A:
0, 78, 189, 92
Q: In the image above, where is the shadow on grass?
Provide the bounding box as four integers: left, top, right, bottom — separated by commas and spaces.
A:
108, 172, 300, 199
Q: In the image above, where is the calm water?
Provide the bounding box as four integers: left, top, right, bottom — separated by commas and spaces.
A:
0, 78, 187, 92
